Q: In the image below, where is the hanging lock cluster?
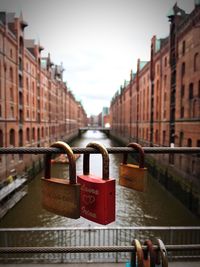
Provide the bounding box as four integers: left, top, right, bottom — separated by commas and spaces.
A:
41, 141, 147, 225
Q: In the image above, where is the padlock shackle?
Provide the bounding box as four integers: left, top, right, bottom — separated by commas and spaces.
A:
123, 142, 145, 168
83, 142, 109, 180
44, 141, 77, 184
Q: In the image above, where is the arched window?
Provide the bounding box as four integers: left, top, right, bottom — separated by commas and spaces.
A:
181, 62, 185, 77
0, 129, 3, 147
26, 128, 30, 142
194, 53, 199, 72
182, 40, 185, 56
32, 128, 35, 141
9, 129, 15, 146
37, 128, 40, 141
189, 83, 193, 100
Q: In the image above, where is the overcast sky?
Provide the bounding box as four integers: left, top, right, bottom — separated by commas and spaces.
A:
0, 0, 194, 116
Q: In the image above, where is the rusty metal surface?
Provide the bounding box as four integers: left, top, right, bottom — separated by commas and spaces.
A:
42, 141, 80, 219
122, 143, 145, 168
119, 164, 147, 192
41, 178, 80, 219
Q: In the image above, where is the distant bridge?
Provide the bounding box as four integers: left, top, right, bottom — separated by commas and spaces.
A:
78, 127, 110, 136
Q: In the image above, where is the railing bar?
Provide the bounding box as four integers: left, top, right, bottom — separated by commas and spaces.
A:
1, 226, 200, 232
0, 244, 200, 253
0, 147, 200, 155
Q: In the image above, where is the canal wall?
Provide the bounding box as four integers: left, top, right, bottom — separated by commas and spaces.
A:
110, 132, 200, 217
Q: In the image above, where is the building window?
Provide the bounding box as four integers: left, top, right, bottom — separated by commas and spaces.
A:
26, 128, 30, 142
19, 129, 23, 146
181, 85, 185, 98
9, 129, 15, 146
164, 75, 167, 89
19, 110, 23, 123
163, 131, 166, 145
187, 138, 192, 147
181, 106, 184, 118
189, 83, 193, 99
9, 67, 13, 82
164, 57, 167, 67
26, 109, 29, 118
194, 53, 199, 72
0, 129, 3, 147
42, 127, 44, 138
26, 77, 29, 90
19, 74, 23, 88
10, 48, 13, 58
32, 81, 35, 92
197, 140, 200, 147
172, 71, 176, 85
19, 37, 23, 55
179, 132, 184, 147
32, 128, 35, 141
164, 92, 167, 102
181, 62, 185, 77
10, 87, 14, 101
182, 40, 185, 56
19, 92, 23, 105
10, 105, 14, 118
0, 104, 2, 117
155, 130, 158, 144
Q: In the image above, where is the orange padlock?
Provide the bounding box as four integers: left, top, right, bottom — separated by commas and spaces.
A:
119, 143, 147, 192
77, 142, 115, 225
41, 141, 80, 219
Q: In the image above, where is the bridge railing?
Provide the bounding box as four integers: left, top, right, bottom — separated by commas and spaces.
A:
0, 226, 200, 263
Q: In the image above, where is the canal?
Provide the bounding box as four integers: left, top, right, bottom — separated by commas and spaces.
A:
0, 131, 200, 228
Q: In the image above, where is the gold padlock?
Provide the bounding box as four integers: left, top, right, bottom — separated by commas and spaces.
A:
41, 141, 80, 219
119, 143, 147, 192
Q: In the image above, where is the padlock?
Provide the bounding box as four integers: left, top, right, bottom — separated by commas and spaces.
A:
41, 141, 80, 219
77, 142, 115, 225
119, 143, 147, 192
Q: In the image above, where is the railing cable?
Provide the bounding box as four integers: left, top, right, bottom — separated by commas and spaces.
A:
0, 244, 200, 254
0, 147, 199, 155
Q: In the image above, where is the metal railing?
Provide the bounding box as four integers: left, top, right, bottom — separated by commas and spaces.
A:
0, 227, 200, 263
0, 146, 200, 155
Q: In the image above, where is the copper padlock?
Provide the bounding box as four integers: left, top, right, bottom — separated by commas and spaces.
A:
77, 142, 115, 225
41, 141, 80, 219
119, 143, 147, 192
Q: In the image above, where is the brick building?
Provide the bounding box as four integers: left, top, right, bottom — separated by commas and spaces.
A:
0, 12, 87, 181
110, 2, 200, 213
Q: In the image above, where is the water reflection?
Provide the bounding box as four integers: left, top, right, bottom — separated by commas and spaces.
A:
0, 131, 200, 227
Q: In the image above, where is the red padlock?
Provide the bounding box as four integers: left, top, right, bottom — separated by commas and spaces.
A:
77, 142, 115, 225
